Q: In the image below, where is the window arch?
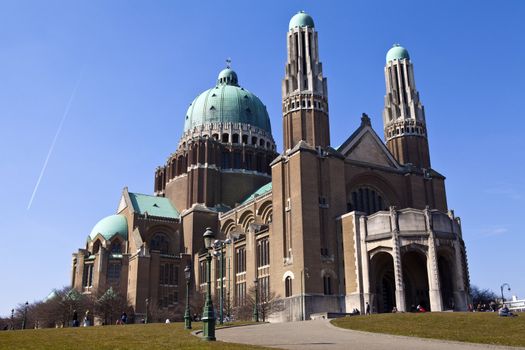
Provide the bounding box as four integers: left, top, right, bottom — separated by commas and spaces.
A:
347, 186, 388, 215
285, 276, 292, 297
92, 240, 102, 254
150, 234, 170, 254
110, 240, 122, 254
323, 275, 332, 295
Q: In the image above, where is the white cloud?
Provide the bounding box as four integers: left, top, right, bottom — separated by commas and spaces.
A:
478, 227, 509, 237
484, 186, 522, 200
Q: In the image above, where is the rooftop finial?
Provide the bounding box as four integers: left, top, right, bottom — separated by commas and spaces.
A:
226, 58, 232, 69
361, 113, 371, 126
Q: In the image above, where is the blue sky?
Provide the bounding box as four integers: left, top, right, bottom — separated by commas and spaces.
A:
0, 0, 523, 315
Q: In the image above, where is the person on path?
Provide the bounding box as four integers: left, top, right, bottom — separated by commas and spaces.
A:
365, 302, 371, 315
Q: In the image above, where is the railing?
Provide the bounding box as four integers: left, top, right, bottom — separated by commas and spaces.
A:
506, 299, 525, 311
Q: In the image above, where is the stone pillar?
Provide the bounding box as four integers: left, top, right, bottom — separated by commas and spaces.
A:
390, 207, 406, 312
359, 215, 370, 312
425, 208, 443, 311
452, 240, 468, 311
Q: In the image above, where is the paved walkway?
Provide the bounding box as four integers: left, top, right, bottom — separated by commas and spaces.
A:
215, 319, 523, 350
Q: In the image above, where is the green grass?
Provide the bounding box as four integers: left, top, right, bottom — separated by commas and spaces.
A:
332, 312, 525, 347
0, 322, 269, 350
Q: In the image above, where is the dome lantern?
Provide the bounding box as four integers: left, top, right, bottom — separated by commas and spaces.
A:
289, 11, 315, 30
386, 44, 410, 63
217, 68, 239, 86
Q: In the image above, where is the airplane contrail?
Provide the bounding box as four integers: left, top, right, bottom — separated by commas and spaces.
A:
27, 68, 85, 210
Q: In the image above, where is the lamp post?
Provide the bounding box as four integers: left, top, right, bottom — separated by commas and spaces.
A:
184, 265, 192, 330
145, 298, 149, 324
500, 283, 511, 303
22, 301, 28, 330
10, 309, 14, 330
213, 238, 232, 325
253, 278, 259, 322
202, 227, 216, 341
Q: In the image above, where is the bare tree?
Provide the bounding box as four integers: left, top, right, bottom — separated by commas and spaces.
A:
470, 285, 498, 307
93, 287, 131, 325
235, 284, 284, 322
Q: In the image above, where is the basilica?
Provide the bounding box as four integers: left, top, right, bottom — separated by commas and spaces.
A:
71, 11, 470, 322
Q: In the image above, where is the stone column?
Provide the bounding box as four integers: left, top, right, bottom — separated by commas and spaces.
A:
425, 208, 443, 311
390, 207, 406, 312
452, 240, 468, 311
359, 215, 370, 313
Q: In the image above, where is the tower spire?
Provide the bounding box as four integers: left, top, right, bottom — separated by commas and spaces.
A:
282, 11, 330, 150
383, 44, 431, 168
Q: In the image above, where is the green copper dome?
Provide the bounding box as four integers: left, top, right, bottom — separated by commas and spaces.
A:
89, 214, 128, 241
289, 11, 315, 30
184, 69, 272, 133
386, 44, 410, 63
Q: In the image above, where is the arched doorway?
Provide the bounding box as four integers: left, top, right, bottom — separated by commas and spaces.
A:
369, 252, 396, 313
402, 250, 430, 311
438, 254, 456, 310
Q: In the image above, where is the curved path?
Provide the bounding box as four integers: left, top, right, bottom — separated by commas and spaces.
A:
216, 319, 522, 350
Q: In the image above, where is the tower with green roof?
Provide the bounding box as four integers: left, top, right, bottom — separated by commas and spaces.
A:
383, 44, 431, 168
282, 11, 330, 150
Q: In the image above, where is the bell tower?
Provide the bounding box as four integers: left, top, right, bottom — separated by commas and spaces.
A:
282, 11, 330, 150
383, 44, 431, 169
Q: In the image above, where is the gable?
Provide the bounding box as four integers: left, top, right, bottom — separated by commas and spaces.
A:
338, 126, 400, 169
117, 195, 127, 214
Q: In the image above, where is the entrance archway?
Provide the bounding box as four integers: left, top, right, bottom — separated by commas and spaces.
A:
369, 251, 396, 313
402, 250, 430, 311
438, 254, 456, 310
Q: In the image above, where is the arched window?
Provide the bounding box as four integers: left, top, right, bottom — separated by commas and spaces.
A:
285, 276, 292, 297
150, 234, 170, 254
232, 134, 239, 144
222, 133, 229, 143
110, 241, 122, 254
222, 151, 231, 169
323, 275, 332, 295
242, 135, 248, 144
347, 186, 388, 215
233, 152, 242, 169
92, 240, 102, 255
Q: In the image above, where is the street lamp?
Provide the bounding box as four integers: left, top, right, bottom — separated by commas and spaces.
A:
22, 301, 28, 330
184, 265, 192, 330
213, 238, 232, 325
202, 227, 216, 341
253, 278, 259, 322
500, 283, 511, 303
145, 298, 149, 324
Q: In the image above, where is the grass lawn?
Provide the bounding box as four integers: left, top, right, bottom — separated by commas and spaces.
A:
0, 322, 269, 350
332, 312, 525, 347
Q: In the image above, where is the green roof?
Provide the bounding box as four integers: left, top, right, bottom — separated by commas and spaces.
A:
386, 44, 410, 63
184, 69, 272, 133
89, 214, 128, 241
241, 182, 272, 204
129, 192, 180, 219
289, 11, 315, 30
